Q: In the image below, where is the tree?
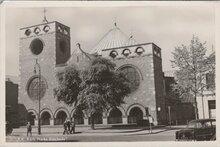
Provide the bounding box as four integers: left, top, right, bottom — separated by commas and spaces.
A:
54, 65, 81, 105
171, 36, 212, 119
204, 52, 215, 95
76, 57, 130, 129
54, 57, 130, 129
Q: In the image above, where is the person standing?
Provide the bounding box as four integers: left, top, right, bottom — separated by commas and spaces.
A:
67, 119, 71, 134
63, 120, 68, 135
27, 121, 32, 137
70, 119, 75, 134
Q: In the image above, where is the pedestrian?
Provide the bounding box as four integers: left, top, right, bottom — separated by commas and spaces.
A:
70, 119, 75, 134
63, 120, 68, 135
27, 121, 32, 137
67, 119, 71, 134
148, 115, 153, 133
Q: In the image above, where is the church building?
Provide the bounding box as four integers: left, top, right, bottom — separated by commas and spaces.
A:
18, 20, 168, 126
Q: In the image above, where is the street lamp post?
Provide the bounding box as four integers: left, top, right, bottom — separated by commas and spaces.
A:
168, 106, 171, 128
34, 59, 41, 135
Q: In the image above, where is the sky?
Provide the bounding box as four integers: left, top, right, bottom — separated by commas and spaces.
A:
5, 5, 215, 77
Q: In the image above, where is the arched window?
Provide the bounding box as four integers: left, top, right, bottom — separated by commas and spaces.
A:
119, 66, 140, 92
108, 108, 122, 124
55, 111, 67, 125
128, 107, 143, 124
41, 111, 51, 125
27, 112, 36, 125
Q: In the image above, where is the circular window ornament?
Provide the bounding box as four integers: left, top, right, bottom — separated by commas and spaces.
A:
109, 50, 118, 58
119, 66, 140, 92
63, 28, 69, 35
27, 76, 47, 100
25, 29, 31, 36
34, 27, 41, 34
43, 25, 50, 32
58, 26, 62, 33
30, 38, 44, 55
135, 47, 145, 55
122, 49, 131, 57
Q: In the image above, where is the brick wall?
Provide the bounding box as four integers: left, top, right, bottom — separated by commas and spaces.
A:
152, 44, 166, 124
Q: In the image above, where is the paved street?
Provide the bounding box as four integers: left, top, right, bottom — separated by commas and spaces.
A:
6, 125, 183, 142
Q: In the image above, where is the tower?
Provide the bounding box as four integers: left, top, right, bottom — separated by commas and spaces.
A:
19, 21, 71, 125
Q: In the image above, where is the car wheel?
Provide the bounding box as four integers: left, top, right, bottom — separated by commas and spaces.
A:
180, 135, 187, 141
210, 133, 216, 141
187, 136, 192, 141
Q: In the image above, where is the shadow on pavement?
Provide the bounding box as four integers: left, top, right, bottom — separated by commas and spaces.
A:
91, 125, 166, 134
125, 129, 174, 136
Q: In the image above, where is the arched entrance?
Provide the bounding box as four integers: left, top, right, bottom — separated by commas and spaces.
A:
89, 112, 103, 124
72, 109, 84, 125
108, 108, 122, 124
27, 112, 36, 125
55, 111, 67, 125
41, 111, 51, 125
128, 107, 143, 124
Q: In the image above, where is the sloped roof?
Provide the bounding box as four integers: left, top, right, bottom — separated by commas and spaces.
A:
91, 24, 130, 55
66, 44, 96, 70
67, 44, 93, 63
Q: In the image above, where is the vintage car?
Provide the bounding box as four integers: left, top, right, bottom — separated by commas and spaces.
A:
176, 119, 216, 141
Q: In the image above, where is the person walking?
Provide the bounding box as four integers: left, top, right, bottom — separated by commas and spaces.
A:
27, 121, 32, 137
63, 120, 68, 135
148, 115, 153, 134
67, 119, 71, 134
70, 119, 75, 134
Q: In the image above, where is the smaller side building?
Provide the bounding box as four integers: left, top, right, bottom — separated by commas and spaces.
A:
197, 52, 215, 119
6, 77, 19, 127
163, 71, 195, 125
197, 72, 215, 119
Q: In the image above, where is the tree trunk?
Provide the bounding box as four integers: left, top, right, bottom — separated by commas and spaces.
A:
194, 92, 198, 120
91, 115, 95, 130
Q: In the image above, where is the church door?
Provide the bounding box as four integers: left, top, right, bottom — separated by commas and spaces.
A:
41, 111, 51, 125
55, 111, 67, 125
27, 112, 36, 125
128, 107, 143, 124
108, 108, 122, 124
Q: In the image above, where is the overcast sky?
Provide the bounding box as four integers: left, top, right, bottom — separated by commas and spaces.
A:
5, 5, 215, 77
